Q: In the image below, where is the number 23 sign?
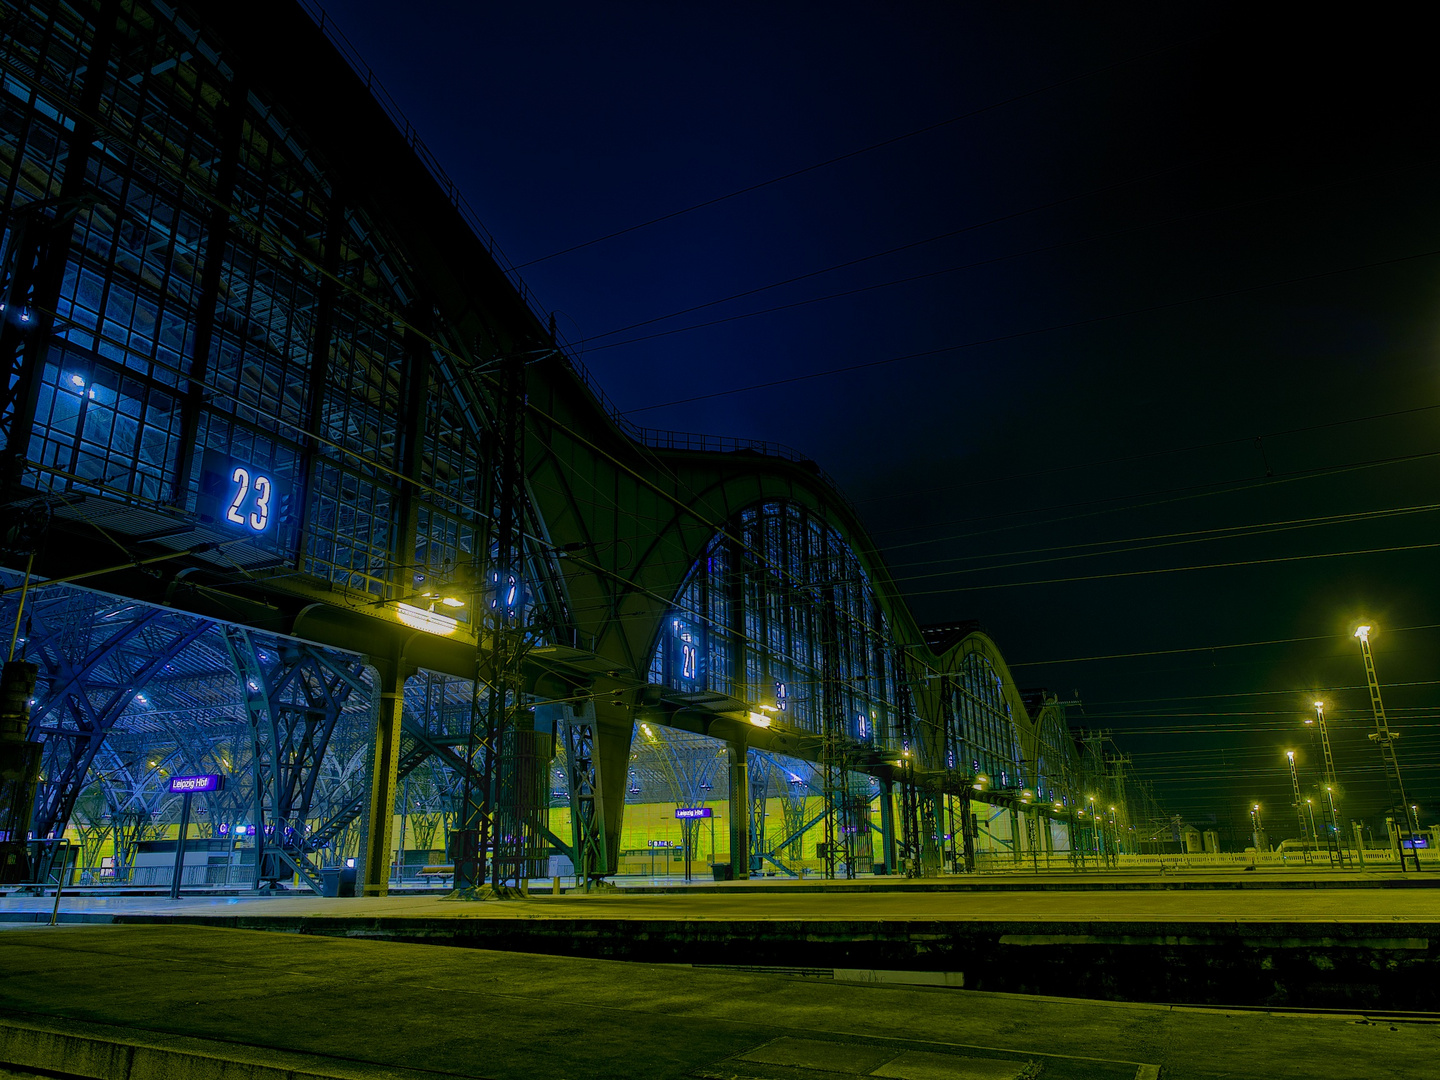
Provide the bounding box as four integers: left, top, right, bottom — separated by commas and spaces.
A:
200, 449, 281, 534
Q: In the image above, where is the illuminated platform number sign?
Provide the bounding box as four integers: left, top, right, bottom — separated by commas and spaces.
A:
200, 449, 281, 534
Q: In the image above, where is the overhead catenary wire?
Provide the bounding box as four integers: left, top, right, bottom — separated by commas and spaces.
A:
883, 501, 1440, 582
620, 244, 1440, 415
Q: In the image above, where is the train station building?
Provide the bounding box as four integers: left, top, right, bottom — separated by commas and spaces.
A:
0, 0, 1142, 898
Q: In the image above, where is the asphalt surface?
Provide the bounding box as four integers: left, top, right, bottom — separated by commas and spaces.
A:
1, 922, 1434, 1080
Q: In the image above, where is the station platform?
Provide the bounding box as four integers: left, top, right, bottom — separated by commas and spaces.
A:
2, 921, 1437, 1080
4, 868, 1440, 1018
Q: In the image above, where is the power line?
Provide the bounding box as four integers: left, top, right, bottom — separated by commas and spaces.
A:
862, 398, 1440, 514
885, 501, 1440, 582
1011, 622, 1440, 669
876, 442, 1440, 558
621, 245, 1440, 415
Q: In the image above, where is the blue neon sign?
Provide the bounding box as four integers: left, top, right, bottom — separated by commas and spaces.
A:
200, 449, 281, 534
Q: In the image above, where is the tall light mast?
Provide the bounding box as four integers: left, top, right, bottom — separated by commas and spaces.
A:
1309, 699, 1350, 865
1353, 625, 1421, 871
1285, 751, 1306, 840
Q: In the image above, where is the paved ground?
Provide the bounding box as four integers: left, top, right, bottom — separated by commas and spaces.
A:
5, 870, 1440, 925
0, 922, 1434, 1080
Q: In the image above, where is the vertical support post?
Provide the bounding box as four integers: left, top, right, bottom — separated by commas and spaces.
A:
961, 796, 975, 872
169, 792, 193, 901
360, 666, 407, 897
592, 714, 634, 877
879, 777, 896, 874
728, 737, 749, 879
0, 660, 41, 883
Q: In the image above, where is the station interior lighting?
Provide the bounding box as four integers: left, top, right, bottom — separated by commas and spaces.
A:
395, 603, 458, 635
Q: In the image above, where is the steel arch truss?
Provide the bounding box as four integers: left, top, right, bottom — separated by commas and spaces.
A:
24, 592, 213, 839
223, 627, 371, 892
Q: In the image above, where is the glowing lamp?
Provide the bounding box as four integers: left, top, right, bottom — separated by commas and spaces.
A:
395, 603, 458, 635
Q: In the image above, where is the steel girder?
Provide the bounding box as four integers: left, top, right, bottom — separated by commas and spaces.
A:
24, 595, 213, 839
563, 713, 607, 884
223, 626, 370, 893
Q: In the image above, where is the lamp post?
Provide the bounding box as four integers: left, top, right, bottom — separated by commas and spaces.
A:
1308, 700, 1349, 865
1304, 798, 1319, 848
1250, 803, 1267, 852
1087, 795, 1099, 860
1285, 751, 1306, 841
1353, 625, 1421, 871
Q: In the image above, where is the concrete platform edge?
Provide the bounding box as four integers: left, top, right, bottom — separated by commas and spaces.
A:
0, 1010, 477, 1080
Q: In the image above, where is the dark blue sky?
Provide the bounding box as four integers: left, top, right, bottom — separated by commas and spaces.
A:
319, 1, 1440, 834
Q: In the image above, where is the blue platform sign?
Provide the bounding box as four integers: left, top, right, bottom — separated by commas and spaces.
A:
1402, 835, 1430, 850
199, 449, 281, 534
675, 807, 712, 820
169, 774, 224, 794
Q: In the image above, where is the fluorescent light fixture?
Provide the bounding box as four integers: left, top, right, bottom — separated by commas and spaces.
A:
747, 712, 772, 728
440, 596, 465, 607
395, 603, 458, 635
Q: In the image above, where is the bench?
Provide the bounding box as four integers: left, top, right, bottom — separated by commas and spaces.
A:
416, 864, 454, 886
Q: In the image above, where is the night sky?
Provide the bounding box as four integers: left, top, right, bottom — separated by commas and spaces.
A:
319, 2, 1440, 841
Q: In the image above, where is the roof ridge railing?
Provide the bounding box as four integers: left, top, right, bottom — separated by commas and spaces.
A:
298, 3, 862, 511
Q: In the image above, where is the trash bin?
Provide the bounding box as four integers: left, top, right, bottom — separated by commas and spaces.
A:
711, 862, 732, 881
320, 867, 341, 897
872, 862, 888, 876
338, 865, 357, 897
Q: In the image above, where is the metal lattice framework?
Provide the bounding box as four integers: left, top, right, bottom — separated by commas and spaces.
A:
0, 0, 1162, 895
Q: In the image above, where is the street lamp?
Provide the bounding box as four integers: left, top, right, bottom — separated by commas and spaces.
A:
1250, 802, 1266, 852
1285, 750, 1306, 840
1304, 798, 1319, 846
1309, 699, 1346, 861
1324, 784, 1340, 848
1353, 624, 1422, 870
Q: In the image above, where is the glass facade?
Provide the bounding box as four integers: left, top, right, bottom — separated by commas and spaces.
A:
651, 499, 903, 746
952, 651, 1025, 791
1, 2, 1110, 873
0, 0, 539, 618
